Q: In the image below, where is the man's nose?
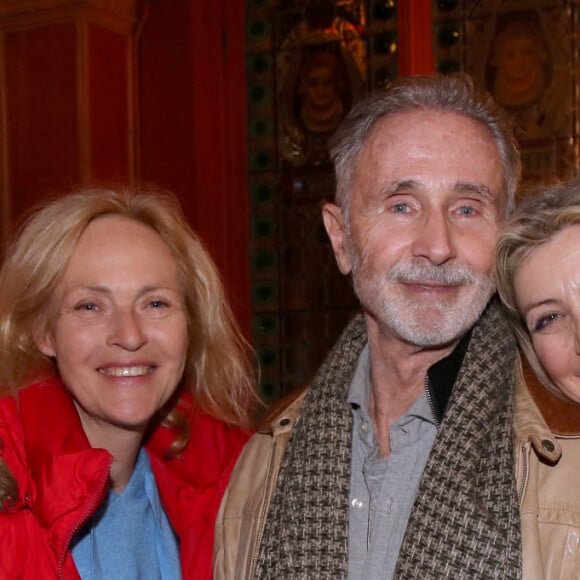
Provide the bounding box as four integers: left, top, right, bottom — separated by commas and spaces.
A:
411, 209, 456, 266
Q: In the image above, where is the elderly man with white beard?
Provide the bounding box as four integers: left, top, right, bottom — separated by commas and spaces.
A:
214, 74, 523, 580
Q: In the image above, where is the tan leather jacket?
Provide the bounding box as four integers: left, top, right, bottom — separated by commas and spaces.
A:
514, 357, 580, 579
213, 390, 306, 580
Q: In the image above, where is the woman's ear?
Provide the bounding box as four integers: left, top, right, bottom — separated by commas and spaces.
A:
32, 322, 56, 358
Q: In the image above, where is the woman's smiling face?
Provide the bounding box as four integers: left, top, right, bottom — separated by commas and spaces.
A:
515, 225, 580, 403
36, 215, 188, 444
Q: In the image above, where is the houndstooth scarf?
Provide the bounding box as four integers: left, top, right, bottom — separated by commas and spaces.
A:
255, 299, 521, 579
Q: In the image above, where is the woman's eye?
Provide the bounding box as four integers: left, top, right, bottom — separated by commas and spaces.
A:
149, 300, 169, 309
75, 302, 98, 312
532, 313, 560, 333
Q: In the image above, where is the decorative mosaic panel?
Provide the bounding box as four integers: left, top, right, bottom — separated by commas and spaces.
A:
432, 0, 464, 74
438, 0, 580, 191
465, 0, 578, 191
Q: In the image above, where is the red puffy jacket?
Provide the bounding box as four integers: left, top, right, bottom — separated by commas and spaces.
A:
0, 378, 251, 579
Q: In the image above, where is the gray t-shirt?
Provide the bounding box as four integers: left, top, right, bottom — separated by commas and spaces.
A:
347, 346, 437, 580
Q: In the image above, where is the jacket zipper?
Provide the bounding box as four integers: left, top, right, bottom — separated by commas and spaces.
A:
248, 437, 279, 578
425, 376, 440, 427
56, 458, 112, 579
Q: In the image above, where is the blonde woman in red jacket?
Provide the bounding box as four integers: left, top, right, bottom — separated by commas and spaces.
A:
0, 187, 257, 579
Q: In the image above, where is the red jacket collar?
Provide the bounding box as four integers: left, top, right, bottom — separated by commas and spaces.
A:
17, 379, 112, 560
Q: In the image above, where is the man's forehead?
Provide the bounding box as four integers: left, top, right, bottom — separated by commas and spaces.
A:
364, 109, 490, 143
354, 111, 501, 171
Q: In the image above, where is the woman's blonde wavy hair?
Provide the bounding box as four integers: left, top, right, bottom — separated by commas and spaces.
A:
0, 186, 258, 435
495, 178, 580, 395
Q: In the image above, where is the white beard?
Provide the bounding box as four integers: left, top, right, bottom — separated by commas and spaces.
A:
350, 254, 495, 347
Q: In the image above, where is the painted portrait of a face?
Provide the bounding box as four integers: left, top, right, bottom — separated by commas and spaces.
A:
487, 15, 551, 109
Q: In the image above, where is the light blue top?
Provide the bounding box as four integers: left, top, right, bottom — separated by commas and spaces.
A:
347, 346, 437, 580
71, 447, 182, 580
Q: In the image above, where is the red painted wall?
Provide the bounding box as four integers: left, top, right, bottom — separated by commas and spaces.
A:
88, 24, 131, 182
138, 2, 196, 199
5, 23, 79, 223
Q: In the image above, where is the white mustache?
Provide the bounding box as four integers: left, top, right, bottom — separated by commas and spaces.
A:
386, 262, 478, 286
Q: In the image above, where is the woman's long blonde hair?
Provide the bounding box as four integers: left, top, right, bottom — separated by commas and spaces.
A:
0, 186, 258, 430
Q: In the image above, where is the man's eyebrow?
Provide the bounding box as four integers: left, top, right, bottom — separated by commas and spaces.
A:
453, 181, 494, 200
378, 180, 496, 201
385, 179, 419, 194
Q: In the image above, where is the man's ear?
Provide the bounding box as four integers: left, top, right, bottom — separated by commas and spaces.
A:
33, 322, 56, 358
322, 202, 352, 275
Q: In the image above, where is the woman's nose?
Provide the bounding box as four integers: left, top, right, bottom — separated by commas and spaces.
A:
107, 308, 147, 351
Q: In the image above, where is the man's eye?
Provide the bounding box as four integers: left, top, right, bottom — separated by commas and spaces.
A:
391, 203, 408, 214
458, 205, 476, 216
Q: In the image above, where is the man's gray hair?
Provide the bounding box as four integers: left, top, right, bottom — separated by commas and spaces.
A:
330, 74, 521, 217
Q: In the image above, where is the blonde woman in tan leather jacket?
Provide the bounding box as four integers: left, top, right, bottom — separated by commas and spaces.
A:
497, 179, 580, 579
